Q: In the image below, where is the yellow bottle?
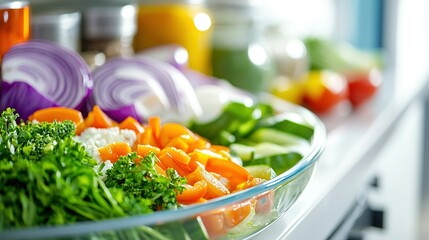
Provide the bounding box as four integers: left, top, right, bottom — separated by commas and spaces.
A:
134, 1, 212, 74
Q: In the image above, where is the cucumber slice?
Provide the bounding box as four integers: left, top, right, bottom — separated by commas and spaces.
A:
243, 152, 303, 175
252, 142, 289, 159
230, 143, 255, 161
256, 113, 314, 141
231, 142, 308, 163
245, 165, 277, 180
249, 128, 308, 147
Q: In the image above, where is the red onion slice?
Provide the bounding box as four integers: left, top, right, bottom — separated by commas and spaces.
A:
1, 40, 92, 113
91, 57, 202, 123
0, 81, 58, 120
91, 58, 170, 122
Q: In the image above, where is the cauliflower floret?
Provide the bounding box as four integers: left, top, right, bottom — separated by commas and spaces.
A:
74, 127, 136, 163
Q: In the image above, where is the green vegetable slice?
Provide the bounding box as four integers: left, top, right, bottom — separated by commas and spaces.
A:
256, 113, 314, 141
249, 128, 308, 147
243, 152, 303, 175
244, 165, 277, 180
230, 144, 255, 162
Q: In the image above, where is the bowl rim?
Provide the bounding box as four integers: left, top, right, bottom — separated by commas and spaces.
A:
0, 95, 326, 240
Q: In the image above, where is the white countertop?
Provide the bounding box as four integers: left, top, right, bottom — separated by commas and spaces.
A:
250, 1, 429, 238
250, 74, 429, 240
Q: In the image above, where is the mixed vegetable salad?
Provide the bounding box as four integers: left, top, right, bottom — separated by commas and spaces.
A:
0, 40, 317, 239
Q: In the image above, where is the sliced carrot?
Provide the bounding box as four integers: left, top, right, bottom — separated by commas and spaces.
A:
161, 147, 191, 165
209, 145, 230, 153
137, 144, 161, 157
188, 137, 210, 152
224, 200, 255, 227
154, 164, 167, 177
94, 105, 116, 128
98, 142, 132, 163
98, 145, 113, 162
87, 105, 116, 129
165, 135, 190, 152
83, 105, 116, 129
136, 127, 157, 146
189, 149, 225, 167
28, 107, 84, 127
185, 166, 230, 199
159, 123, 194, 148
200, 210, 228, 238
177, 180, 208, 204
234, 177, 266, 192
195, 198, 207, 203
188, 153, 202, 172
210, 172, 231, 190
148, 116, 161, 145
119, 116, 144, 135
205, 158, 250, 190
233, 177, 272, 213
157, 152, 188, 177
82, 111, 94, 131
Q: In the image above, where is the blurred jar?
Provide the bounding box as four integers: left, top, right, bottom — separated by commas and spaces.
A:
262, 4, 310, 104
81, 2, 137, 59
31, 11, 81, 51
208, 1, 275, 93
0, 0, 30, 62
134, 0, 212, 74
265, 26, 308, 80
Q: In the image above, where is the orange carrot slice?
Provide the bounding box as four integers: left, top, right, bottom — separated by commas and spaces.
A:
148, 116, 161, 145
161, 147, 191, 165
136, 127, 157, 146
157, 152, 188, 177
154, 164, 167, 176
177, 180, 208, 204
98, 142, 131, 163
205, 158, 250, 190
185, 165, 230, 199
165, 135, 190, 152
224, 200, 255, 227
159, 123, 195, 148
119, 116, 144, 135
28, 107, 84, 126
137, 144, 161, 157
85, 105, 116, 129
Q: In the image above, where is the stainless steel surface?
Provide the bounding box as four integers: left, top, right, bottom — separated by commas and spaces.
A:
82, 4, 136, 40
31, 11, 81, 51
250, 1, 429, 238
250, 73, 429, 240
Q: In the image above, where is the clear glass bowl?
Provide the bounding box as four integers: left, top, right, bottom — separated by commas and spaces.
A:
0, 95, 326, 240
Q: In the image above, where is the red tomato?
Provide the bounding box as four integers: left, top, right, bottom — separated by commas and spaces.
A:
346, 69, 382, 107
302, 70, 348, 114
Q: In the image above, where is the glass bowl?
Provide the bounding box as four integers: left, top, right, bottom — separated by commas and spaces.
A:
0, 95, 326, 240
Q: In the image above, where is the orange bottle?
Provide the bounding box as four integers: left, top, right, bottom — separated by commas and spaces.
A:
0, 1, 30, 62
133, 1, 212, 74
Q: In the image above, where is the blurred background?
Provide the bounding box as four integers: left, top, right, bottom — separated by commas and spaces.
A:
2, 0, 394, 114
2, 0, 429, 239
